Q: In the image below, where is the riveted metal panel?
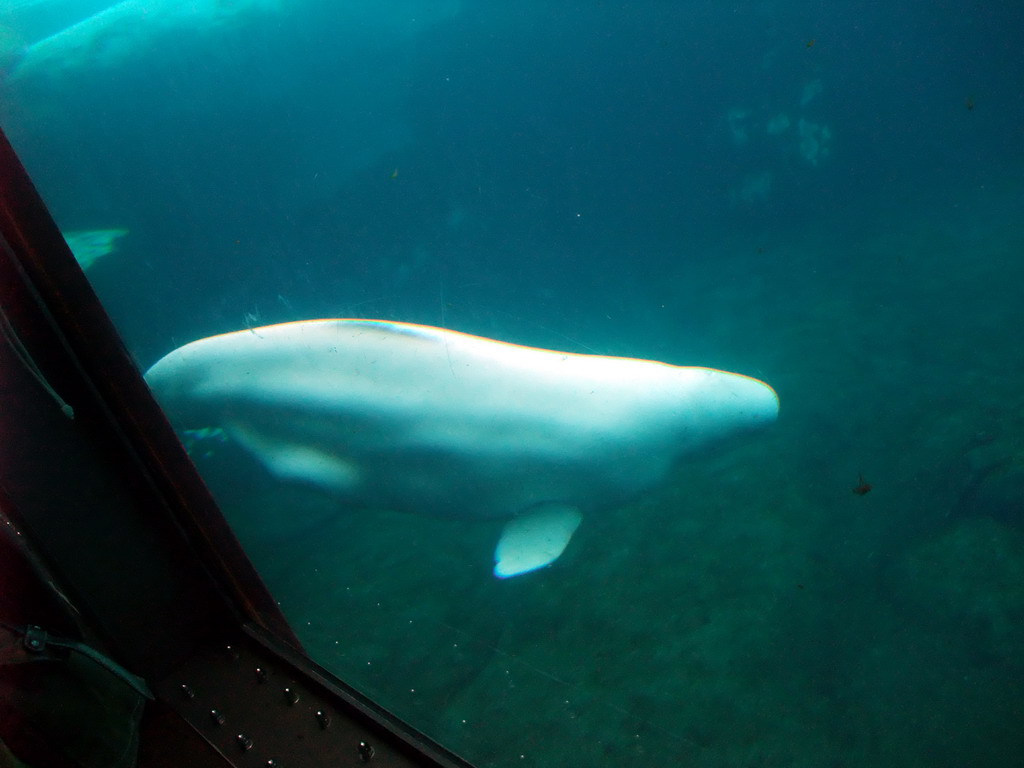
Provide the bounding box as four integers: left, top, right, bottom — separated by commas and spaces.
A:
155, 628, 471, 768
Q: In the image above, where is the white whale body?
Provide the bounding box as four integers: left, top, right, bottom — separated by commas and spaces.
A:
144, 319, 779, 578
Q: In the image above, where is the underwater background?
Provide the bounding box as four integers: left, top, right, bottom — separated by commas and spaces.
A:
3, 1, 1024, 765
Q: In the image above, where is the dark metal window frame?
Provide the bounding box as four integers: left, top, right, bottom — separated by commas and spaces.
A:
0, 127, 472, 768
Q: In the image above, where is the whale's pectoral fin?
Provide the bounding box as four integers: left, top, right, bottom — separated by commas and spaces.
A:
494, 503, 583, 579
227, 424, 361, 495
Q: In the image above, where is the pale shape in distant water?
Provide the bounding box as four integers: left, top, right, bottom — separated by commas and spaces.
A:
727, 107, 750, 145
734, 170, 773, 204
798, 119, 832, 165
800, 78, 823, 107
6, 0, 284, 82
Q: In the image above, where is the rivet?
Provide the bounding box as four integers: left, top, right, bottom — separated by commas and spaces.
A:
225, 645, 240, 661
255, 667, 268, 683
180, 684, 196, 700
284, 687, 299, 705
236, 734, 254, 751
266, 760, 280, 767
210, 709, 225, 726
315, 710, 330, 730
23, 626, 46, 653
357, 741, 375, 762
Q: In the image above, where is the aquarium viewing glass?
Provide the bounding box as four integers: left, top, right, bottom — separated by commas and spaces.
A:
3, 1, 1023, 766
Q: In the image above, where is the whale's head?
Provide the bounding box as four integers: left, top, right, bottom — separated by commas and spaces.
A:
667, 367, 779, 452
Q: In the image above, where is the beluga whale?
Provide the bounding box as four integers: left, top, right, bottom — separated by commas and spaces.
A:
144, 319, 779, 578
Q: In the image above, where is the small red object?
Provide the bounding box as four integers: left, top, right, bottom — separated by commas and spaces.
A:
852, 474, 872, 496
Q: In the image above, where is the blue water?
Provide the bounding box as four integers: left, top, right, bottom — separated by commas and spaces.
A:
3, 1, 1024, 765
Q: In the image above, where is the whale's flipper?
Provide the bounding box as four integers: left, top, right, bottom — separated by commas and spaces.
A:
227, 422, 361, 494
494, 503, 583, 578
